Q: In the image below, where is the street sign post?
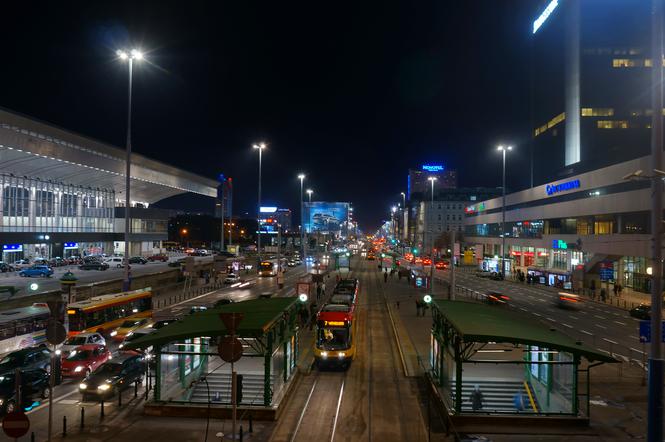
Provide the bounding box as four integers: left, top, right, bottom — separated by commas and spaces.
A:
639, 320, 665, 343
46, 320, 67, 346
219, 312, 244, 440
2, 411, 30, 438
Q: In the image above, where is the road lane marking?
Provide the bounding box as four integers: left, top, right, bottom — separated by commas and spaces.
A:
570, 316, 579, 320
614, 321, 627, 326
580, 330, 593, 335
603, 338, 619, 345
594, 324, 607, 329
330, 379, 345, 442
537, 298, 546, 302
630, 347, 646, 355
26, 389, 79, 415
519, 307, 527, 312
533, 313, 542, 317
562, 323, 573, 328
629, 335, 639, 340
594, 315, 606, 320
578, 311, 588, 315
546, 317, 556, 322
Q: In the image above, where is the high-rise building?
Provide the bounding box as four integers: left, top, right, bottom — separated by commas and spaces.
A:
531, 0, 655, 186
275, 209, 292, 232
215, 176, 232, 218
407, 164, 457, 200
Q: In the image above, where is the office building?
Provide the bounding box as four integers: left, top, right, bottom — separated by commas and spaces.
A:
407, 164, 457, 200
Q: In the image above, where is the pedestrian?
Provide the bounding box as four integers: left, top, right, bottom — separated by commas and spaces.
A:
396, 300, 400, 309
398, 271, 403, 280
600, 288, 607, 302
618, 284, 623, 296
415, 299, 421, 316
316, 283, 322, 300
205, 272, 210, 285
613, 284, 618, 297
513, 391, 525, 412
321, 281, 326, 295
470, 385, 484, 411
384, 272, 388, 283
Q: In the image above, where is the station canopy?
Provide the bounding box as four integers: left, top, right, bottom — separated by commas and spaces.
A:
433, 300, 616, 363
125, 297, 299, 350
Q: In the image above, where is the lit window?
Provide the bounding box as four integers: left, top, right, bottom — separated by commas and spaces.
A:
597, 120, 629, 129
581, 108, 614, 117
612, 58, 635, 67
534, 112, 566, 137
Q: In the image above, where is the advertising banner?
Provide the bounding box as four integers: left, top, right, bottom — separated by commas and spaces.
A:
303, 202, 350, 235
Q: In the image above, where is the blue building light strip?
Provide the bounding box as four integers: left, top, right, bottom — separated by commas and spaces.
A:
546, 179, 580, 195
533, 0, 559, 34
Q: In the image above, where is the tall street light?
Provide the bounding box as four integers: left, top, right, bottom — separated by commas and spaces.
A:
391, 205, 398, 240
427, 177, 437, 252
253, 143, 266, 263
116, 48, 143, 292
306, 189, 313, 203
497, 145, 513, 278
298, 173, 306, 259
427, 177, 437, 296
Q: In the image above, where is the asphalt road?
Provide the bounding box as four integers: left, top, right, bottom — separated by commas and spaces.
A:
270, 258, 428, 442
16, 263, 310, 441
431, 267, 647, 366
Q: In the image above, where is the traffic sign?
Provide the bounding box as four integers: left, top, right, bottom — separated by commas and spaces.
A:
2, 411, 30, 438
220, 312, 244, 335
218, 336, 243, 363
638, 320, 665, 343
46, 320, 67, 345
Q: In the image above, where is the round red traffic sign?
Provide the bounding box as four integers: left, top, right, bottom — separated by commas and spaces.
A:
2, 411, 30, 438
218, 336, 243, 363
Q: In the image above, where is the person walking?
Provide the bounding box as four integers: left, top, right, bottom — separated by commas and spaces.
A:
415, 299, 421, 316
316, 283, 322, 301
470, 385, 484, 411
321, 281, 326, 296
384, 271, 388, 283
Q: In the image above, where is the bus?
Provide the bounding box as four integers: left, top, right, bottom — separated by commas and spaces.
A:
314, 303, 357, 369
67, 288, 152, 337
0, 304, 50, 356
258, 258, 288, 277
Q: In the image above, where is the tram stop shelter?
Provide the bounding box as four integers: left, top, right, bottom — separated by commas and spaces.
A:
428, 300, 616, 427
125, 297, 302, 420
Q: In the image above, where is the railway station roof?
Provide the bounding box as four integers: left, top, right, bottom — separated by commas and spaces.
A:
0, 108, 218, 203
125, 297, 299, 349
433, 300, 616, 363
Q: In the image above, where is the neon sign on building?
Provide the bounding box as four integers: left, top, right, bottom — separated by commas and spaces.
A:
422, 164, 444, 172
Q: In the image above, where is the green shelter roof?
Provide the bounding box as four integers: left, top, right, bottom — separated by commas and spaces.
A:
433, 300, 616, 363
125, 297, 298, 350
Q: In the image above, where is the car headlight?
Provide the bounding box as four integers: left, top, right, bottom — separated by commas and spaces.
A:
110, 331, 117, 337
74, 366, 84, 373
119, 344, 124, 349
321, 351, 328, 358
55, 349, 61, 356
0, 398, 4, 406
79, 383, 87, 390
97, 384, 110, 391
126, 331, 133, 337
338, 352, 346, 358
69, 350, 77, 358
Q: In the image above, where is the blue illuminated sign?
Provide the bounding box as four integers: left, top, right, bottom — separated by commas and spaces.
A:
533, 0, 559, 34
259, 206, 277, 213
552, 239, 568, 250
64, 242, 79, 249
546, 179, 580, 196
422, 164, 444, 172
2, 244, 22, 251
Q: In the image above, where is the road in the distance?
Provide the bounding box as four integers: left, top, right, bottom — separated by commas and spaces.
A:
432, 267, 646, 365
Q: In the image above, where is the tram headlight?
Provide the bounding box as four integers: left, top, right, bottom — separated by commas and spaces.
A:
321, 351, 328, 359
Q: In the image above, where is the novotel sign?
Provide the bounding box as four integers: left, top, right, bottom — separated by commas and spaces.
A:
422, 164, 444, 172
546, 179, 580, 196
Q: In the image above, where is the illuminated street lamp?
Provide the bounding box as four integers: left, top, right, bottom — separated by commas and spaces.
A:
306, 189, 313, 203
497, 145, 513, 278
298, 173, 306, 259
116, 48, 144, 292
253, 143, 267, 262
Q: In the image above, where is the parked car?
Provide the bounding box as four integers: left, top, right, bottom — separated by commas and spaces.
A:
79, 261, 109, 271
0, 369, 50, 414
214, 298, 234, 308
49, 257, 66, 267
147, 254, 169, 262
104, 257, 125, 268
18, 265, 54, 278
12, 259, 32, 270
630, 304, 651, 320
79, 354, 145, 399
110, 318, 152, 342
435, 261, 448, 270
224, 273, 241, 284
58, 332, 106, 358
287, 260, 296, 267
0, 262, 15, 273
189, 306, 208, 314
0, 348, 52, 375
61, 344, 111, 377
168, 257, 186, 268
129, 256, 148, 265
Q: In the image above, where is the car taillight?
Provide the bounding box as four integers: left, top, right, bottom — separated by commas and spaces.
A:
500, 295, 510, 300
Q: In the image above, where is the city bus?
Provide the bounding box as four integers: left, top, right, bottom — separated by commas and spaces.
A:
0, 304, 50, 356
67, 288, 152, 337
314, 304, 357, 369
258, 258, 288, 277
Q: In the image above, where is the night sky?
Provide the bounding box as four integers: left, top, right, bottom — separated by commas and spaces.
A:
1, 1, 536, 231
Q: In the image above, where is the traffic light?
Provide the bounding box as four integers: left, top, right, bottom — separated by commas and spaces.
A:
412, 248, 419, 255
423, 294, 432, 304
235, 374, 243, 404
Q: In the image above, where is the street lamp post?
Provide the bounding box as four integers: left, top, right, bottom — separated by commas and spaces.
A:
298, 174, 306, 259
427, 177, 437, 296
253, 143, 266, 263
497, 145, 512, 278
116, 49, 143, 292
306, 189, 313, 203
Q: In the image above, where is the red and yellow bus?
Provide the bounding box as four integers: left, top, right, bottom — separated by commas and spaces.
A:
67, 288, 152, 337
314, 304, 357, 369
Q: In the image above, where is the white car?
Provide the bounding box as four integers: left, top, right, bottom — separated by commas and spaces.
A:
57, 332, 106, 357
104, 257, 125, 268
13, 259, 32, 270
224, 273, 241, 284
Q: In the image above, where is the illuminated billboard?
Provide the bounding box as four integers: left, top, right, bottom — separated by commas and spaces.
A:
303, 202, 350, 235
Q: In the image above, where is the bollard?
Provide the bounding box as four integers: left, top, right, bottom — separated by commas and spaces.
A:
63, 415, 67, 437
239, 425, 243, 442
31, 432, 35, 442
100, 399, 105, 418
135, 380, 139, 398
249, 413, 253, 433
80, 407, 85, 429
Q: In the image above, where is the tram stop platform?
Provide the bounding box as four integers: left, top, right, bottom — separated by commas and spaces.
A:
426, 299, 618, 430
125, 297, 307, 420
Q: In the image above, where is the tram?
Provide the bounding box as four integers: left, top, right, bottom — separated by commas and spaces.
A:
314, 304, 357, 369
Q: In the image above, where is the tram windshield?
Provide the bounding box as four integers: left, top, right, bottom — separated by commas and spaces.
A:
317, 324, 350, 350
